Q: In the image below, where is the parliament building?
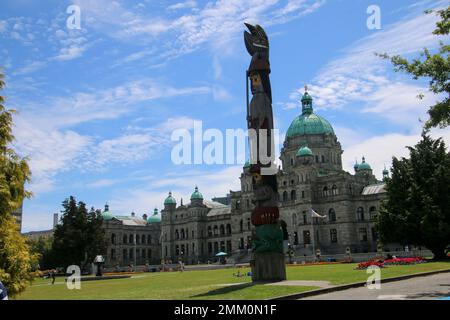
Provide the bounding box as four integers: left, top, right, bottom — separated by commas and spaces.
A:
101, 90, 393, 267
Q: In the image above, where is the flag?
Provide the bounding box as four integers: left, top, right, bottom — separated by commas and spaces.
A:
311, 208, 327, 219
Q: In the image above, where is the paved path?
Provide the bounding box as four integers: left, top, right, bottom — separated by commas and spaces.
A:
301, 273, 450, 300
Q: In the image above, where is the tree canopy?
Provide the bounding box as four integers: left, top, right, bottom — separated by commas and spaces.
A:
51, 196, 107, 270
0, 71, 35, 297
379, 6, 450, 129
377, 130, 450, 259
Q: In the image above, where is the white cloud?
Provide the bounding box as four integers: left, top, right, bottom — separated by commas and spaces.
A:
110, 165, 243, 214
167, 1, 197, 11
13, 60, 47, 75
342, 128, 450, 180
75, 0, 325, 62
287, 3, 449, 126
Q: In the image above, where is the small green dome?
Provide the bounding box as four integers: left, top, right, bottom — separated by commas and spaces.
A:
358, 157, 372, 171
297, 145, 313, 157
102, 204, 113, 221
164, 192, 176, 205
244, 159, 250, 168
354, 162, 359, 170
147, 208, 161, 223
190, 186, 203, 200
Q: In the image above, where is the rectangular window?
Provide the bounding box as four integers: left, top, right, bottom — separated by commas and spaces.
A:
208, 242, 212, 253
359, 228, 368, 242
330, 229, 337, 243
303, 230, 311, 245
111, 249, 116, 260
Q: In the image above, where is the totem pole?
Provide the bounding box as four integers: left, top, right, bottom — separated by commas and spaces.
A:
244, 23, 286, 281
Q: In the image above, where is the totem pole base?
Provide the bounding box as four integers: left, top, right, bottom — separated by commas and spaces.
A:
251, 252, 286, 282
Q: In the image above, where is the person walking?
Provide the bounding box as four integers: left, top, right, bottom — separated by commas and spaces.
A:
51, 269, 56, 285
0, 280, 8, 300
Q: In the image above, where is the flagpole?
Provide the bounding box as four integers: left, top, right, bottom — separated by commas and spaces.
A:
310, 208, 315, 262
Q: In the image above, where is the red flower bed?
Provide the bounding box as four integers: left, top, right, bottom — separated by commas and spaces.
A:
356, 256, 426, 269
356, 260, 384, 269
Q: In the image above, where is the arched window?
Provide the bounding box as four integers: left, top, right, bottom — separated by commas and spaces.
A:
299, 173, 303, 182
290, 158, 294, 166
141, 234, 145, 244
239, 220, 243, 232
369, 206, 377, 220
321, 155, 325, 163
129, 234, 133, 244
283, 191, 288, 201
175, 229, 179, 239
329, 208, 336, 222
213, 225, 218, 236
292, 213, 297, 227
357, 207, 365, 221
247, 218, 251, 230
136, 235, 140, 245
181, 229, 185, 239
123, 234, 127, 244
323, 186, 328, 197
220, 225, 225, 235
332, 185, 338, 195
147, 234, 152, 244
111, 233, 116, 245
226, 224, 232, 235
186, 228, 189, 239
291, 190, 296, 200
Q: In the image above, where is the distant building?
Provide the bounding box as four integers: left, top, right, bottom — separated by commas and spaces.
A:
12, 203, 23, 231
101, 205, 161, 268
23, 213, 58, 241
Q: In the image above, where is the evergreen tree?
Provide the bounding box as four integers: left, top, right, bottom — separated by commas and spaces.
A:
377, 130, 450, 259
0, 70, 36, 297
52, 196, 107, 270
378, 6, 450, 128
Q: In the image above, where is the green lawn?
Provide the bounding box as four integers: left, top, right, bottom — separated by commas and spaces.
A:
14, 261, 450, 300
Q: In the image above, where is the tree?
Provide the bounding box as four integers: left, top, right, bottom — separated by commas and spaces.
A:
52, 196, 107, 270
378, 6, 450, 128
0, 70, 36, 297
27, 236, 54, 270
377, 130, 450, 259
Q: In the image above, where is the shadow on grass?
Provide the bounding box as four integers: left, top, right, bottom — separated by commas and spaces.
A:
191, 282, 255, 298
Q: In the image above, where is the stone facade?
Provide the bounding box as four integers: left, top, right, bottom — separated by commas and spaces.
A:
104, 91, 397, 266
159, 91, 394, 264
102, 208, 162, 268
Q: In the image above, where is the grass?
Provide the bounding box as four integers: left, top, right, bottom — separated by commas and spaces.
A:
14, 261, 450, 300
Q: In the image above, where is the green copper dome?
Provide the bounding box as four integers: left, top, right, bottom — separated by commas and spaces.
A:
286, 90, 335, 138
358, 157, 372, 171
297, 145, 313, 157
164, 192, 176, 205
102, 204, 113, 221
190, 186, 203, 200
147, 208, 161, 223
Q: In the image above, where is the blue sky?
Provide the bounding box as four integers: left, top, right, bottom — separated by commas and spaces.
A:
0, 0, 449, 232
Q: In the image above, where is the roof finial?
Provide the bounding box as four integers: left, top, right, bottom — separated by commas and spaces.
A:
304, 84, 308, 93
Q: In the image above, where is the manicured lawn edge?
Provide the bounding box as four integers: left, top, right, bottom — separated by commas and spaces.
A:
269, 268, 450, 300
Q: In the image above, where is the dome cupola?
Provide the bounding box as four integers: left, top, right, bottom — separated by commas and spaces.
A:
147, 208, 161, 224
164, 191, 176, 205
297, 145, 313, 157
190, 186, 203, 200
101, 203, 113, 221
286, 87, 335, 140
358, 157, 372, 171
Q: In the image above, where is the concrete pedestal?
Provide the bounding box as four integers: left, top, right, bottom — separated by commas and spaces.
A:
251, 252, 286, 282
